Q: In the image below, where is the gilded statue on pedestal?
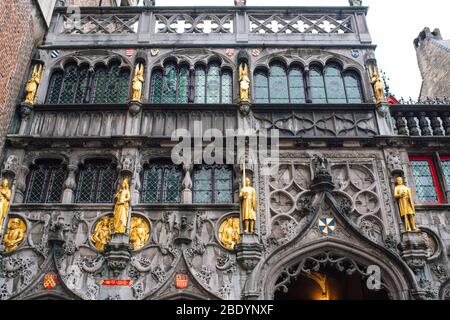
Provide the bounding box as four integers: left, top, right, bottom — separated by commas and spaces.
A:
130, 216, 150, 251
239, 63, 250, 102
0, 179, 12, 233
3, 217, 26, 253
394, 177, 418, 232
240, 163, 256, 233
91, 216, 113, 251
24, 64, 43, 105
131, 63, 144, 102
113, 178, 130, 234
369, 66, 385, 104
219, 217, 240, 249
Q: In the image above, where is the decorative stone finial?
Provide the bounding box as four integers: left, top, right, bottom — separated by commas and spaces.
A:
235, 0, 246, 6
349, 0, 362, 6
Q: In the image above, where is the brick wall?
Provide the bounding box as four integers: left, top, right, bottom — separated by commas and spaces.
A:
0, 0, 34, 153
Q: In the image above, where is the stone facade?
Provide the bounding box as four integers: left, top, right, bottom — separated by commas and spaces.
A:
414, 28, 450, 100
0, 3, 449, 300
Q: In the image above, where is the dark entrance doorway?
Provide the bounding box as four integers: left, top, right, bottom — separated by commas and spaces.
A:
274, 265, 389, 300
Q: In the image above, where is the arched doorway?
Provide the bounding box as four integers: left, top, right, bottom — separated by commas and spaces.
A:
274, 264, 389, 300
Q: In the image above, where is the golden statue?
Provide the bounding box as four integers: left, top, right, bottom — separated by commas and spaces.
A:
369, 66, 385, 104
131, 63, 145, 102
130, 216, 150, 251
0, 179, 12, 233
3, 217, 26, 253
240, 163, 256, 233
113, 178, 130, 234
218, 217, 240, 250
239, 63, 250, 102
394, 177, 418, 232
91, 216, 113, 251
24, 64, 43, 105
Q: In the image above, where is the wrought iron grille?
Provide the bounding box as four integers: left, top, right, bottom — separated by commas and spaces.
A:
25, 160, 67, 203
75, 160, 118, 203
193, 165, 233, 204
141, 163, 182, 203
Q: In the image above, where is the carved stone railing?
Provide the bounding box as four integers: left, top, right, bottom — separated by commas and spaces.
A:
44, 6, 371, 47
390, 105, 450, 137
253, 104, 379, 137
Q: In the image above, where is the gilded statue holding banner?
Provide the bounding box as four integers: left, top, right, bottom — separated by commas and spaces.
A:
24, 64, 43, 105
394, 177, 418, 232
131, 63, 145, 102
3, 217, 27, 252
0, 179, 12, 234
239, 63, 250, 103
113, 178, 130, 234
240, 163, 256, 234
368, 65, 385, 104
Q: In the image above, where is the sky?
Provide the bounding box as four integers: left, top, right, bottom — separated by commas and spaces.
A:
153, 0, 450, 100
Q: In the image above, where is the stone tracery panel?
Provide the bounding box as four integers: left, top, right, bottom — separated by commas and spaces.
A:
155, 14, 234, 34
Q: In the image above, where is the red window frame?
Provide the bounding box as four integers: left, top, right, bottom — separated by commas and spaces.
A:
440, 155, 450, 188
409, 156, 444, 204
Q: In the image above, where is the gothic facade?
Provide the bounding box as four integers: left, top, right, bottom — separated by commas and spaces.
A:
1, 2, 450, 300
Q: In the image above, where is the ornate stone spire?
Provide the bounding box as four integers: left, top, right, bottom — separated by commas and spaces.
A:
349, 0, 362, 6
235, 0, 246, 7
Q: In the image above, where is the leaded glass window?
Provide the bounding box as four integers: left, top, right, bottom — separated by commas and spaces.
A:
150, 70, 163, 103
269, 63, 289, 104
207, 62, 221, 104
195, 66, 206, 103
46, 71, 64, 104
193, 165, 232, 204
254, 71, 269, 103
410, 159, 441, 204
47, 64, 89, 104
221, 70, 233, 104
441, 159, 450, 192
177, 66, 190, 104
344, 73, 363, 103
288, 66, 306, 103
25, 160, 66, 203
309, 67, 327, 103
75, 160, 117, 203
92, 63, 130, 104
324, 64, 347, 103
141, 163, 182, 203
150, 64, 191, 104
162, 63, 177, 103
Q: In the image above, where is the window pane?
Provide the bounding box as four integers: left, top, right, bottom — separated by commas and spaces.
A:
254, 71, 269, 103
59, 64, 79, 104
410, 160, 439, 203
221, 71, 233, 104
324, 65, 346, 103
195, 66, 206, 103
142, 166, 163, 203
162, 63, 177, 103
163, 167, 182, 203
117, 69, 130, 104
97, 166, 116, 203
47, 71, 63, 104
344, 74, 363, 103
76, 165, 97, 203
214, 166, 232, 203
310, 68, 327, 103
76, 161, 116, 203
151, 70, 163, 103
207, 63, 221, 104
442, 160, 450, 191
74, 66, 89, 103
26, 166, 48, 203
194, 167, 212, 203
269, 64, 289, 103
93, 67, 108, 104
177, 66, 189, 103
104, 64, 121, 104
288, 67, 306, 103
46, 167, 66, 203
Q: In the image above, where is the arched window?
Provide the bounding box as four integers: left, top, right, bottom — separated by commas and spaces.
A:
254, 70, 269, 103
75, 159, 117, 203
269, 63, 289, 103
150, 69, 163, 103
193, 165, 233, 204
92, 62, 130, 104
288, 66, 306, 103
150, 63, 190, 104
221, 69, 233, 104
195, 62, 233, 104
324, 64, 347, 103
194, 65, 206, 103
344, 72, 363, 103
25, 160, 66, 203
309, 66, 327, 103
141, 162, 182, 203
46, 63, 89, 104
46, 60, 130, 104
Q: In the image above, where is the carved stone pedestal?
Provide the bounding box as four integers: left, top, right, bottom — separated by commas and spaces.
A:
235, 233, 262, 273
19, 102, 33, 119
398, 231, 428, 274
128, 100, 142, 116
104, 233, 132, 277
239, 102, 251, 116
310, 174, 334, 192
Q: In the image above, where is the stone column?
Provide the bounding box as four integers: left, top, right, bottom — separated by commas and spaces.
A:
13, 165, 29, 204
62, 164, 77, 204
